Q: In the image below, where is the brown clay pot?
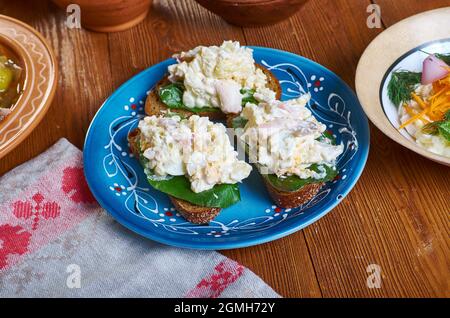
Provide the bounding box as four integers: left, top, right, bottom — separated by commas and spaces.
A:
194, 0, 308, 27
52, 0, 152, 33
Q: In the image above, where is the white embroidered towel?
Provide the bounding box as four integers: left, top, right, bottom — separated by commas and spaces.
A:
0, 139, 279, 298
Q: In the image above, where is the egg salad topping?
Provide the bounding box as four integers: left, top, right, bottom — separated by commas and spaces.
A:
240, 95, 344, 179
168, 41, 274, 114
138, 115, 252, 193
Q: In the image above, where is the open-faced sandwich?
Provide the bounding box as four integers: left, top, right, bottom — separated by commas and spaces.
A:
388, 53, 450, 157
133, 41, 343, 221
231, 95, 344, 208
146, 41, 281, 120
128, 114, 252, 224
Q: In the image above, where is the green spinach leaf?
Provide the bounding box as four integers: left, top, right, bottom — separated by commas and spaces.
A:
158, 82, 219, 113
263, 164, 338, 192
158, 83, 258, 113
145, 175, 241, 208
159, 83, 184, 108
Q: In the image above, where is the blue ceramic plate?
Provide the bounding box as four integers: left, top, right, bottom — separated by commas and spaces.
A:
84, 47, 370, 250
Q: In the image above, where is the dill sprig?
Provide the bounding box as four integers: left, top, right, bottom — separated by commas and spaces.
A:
387, 70, 421, 107
435, 53, 450, 65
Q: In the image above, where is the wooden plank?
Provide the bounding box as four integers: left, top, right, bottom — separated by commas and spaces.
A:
301, 0, 450, 297
297, 0, 450, 298
374, 0, 450, 26
0, 0, 113, 174
106, 0, 246, 87
242, 0, 450, 297
223, 232, 323, 297
241, 0, 382, 86
105, 0, 322, 297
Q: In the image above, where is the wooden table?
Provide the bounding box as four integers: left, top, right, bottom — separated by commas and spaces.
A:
1, 0, 449, 297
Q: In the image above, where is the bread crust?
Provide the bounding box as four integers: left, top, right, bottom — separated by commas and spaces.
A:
170, 197, 222, 224
128, 129, 222, 224
263, 178, 324, 209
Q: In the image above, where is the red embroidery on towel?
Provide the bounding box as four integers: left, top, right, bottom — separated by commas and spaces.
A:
0, 224, 32, 269
62, 167, 96, 204
13, 193, 60, 231
0, 154, 99, 271
185, 259, 244, 298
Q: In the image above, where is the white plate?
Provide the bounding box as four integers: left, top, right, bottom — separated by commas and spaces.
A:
356, 7, 450, 166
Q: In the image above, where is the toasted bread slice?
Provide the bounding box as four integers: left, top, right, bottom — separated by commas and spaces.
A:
128, 128, 222, 224
170, 197, 222, 224
263, 178, 324, 209
145, 64, 281, 120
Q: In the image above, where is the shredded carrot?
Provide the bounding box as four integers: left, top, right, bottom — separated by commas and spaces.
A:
403, 104, 430, 123
411, 93, 428, 109
399, 73, 450, 130
399, 107, 429, 129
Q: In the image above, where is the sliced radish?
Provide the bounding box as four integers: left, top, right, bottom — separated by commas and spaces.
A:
421, 54, 449, 85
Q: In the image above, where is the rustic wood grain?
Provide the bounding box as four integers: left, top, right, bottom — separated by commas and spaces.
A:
233, 0, 450, 297
374, 0, 450, 26
0, 0, 448, 298
239, 0, 449, 297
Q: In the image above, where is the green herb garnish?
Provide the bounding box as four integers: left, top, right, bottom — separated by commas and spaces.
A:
422, 110, 450, 142
437, 121, 450, 142
241, 88, 258, 105
387, 71, 422, 107
435, 53, 450, 65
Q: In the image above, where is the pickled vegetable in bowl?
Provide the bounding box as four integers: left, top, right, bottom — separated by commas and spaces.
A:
0, 43, 23, 117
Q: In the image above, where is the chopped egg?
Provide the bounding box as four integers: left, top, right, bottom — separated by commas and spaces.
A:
168, 41, 274, 113
240, 95, 344, 179
138, 115, 252, 193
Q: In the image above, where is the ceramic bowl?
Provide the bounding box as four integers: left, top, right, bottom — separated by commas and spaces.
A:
356, 7, 450, 166
0, 15, 58, 160
52, 0, 152, 33
194, 0, 308, 26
